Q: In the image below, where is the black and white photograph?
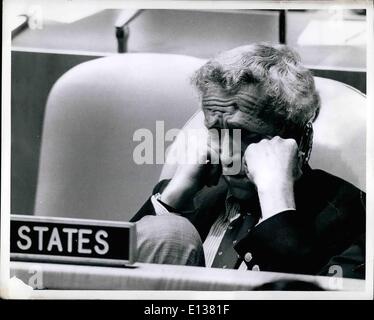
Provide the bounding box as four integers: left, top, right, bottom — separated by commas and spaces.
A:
1, 0, 373, 301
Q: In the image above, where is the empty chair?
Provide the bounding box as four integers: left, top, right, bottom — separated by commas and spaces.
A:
34, 54, 204, 221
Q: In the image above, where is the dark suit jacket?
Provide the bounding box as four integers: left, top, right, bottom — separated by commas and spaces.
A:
131, 167, 366, 279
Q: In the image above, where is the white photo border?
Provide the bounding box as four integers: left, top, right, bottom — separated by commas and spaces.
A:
1, 0, 373, 300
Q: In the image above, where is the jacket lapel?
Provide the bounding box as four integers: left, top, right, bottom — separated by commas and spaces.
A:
191, 177, 228, 241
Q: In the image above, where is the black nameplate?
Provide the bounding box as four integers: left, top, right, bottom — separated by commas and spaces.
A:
10, 215, 136, 266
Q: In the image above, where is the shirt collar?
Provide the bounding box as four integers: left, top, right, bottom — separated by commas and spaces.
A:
224, 192, 241, 222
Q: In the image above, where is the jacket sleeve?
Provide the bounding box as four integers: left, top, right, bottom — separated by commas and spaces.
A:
235, 210, 318, 274
234, 187, 366, 277
129, 179, 170, 222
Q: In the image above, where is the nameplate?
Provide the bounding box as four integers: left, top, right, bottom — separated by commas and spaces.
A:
10, 215, 136, 266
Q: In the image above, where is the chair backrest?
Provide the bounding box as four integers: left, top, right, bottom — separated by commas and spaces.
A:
35, 53, 366, 223
34, 53, 205, 221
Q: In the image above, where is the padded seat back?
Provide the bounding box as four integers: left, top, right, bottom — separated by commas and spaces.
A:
35, 54, 205, 220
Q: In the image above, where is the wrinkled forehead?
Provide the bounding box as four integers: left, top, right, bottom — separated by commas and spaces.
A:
203, 83, 260, 100
201, 83, 278, 136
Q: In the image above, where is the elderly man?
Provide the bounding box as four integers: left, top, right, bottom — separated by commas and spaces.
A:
131, 43, 365, 279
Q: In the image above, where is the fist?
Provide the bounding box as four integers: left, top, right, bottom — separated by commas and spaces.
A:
243, 136, 302, 191
172, 136, 222, 191
161, 130, 222, 209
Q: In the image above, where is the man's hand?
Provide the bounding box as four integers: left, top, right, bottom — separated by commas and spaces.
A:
243, 136, 302, 189
243, 136, 302, 221
160, 131, 221, 210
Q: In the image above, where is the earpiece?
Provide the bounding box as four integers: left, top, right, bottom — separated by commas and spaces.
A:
298, 122, 313, 167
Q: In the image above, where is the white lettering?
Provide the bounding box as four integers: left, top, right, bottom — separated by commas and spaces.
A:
155, 121, 165, 164
145, 304, 178, 317
62, 228, 78, 253
133, 129, 153, 164
94, 230, 109, 255
220, 129, 241, 175
328, 265, 343, 290
17, 225, 31, 250
164, 129, 185, 165
47, 227, 63, 252
78, 229, 92, 254
33, 226, 49, 251
28, 266, 43, 289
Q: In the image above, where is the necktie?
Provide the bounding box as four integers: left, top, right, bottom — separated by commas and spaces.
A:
211, 200, 259, 269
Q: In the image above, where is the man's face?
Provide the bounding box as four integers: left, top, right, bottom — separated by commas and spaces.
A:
202, 84, 278, 200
